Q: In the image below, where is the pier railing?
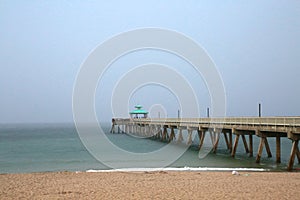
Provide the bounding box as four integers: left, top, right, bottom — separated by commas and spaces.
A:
114, 117, 300, 131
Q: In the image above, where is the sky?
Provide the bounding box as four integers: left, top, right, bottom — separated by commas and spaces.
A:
0, 0, 300, 123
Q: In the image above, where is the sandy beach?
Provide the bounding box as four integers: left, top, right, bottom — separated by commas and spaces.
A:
0, 171, 299, 199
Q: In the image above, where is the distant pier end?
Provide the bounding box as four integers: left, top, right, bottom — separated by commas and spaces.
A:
129, 105, 148, 119
110, 105, 148, 133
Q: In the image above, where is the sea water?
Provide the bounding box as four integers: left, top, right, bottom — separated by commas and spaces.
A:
0, 123, 298, 173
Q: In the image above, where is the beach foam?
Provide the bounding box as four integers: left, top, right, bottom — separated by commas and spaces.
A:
86, 167, 268, 173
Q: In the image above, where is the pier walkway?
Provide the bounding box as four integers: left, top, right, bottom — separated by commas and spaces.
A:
111, 117, 300, 171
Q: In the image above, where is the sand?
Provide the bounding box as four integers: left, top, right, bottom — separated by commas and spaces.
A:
0, 171, 300, 199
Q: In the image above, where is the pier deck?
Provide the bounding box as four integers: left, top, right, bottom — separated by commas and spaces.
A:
111, 117, 300, 171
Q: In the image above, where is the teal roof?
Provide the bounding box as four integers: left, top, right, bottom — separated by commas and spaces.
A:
129, 109, 148, 114
135, 104, 143, 109
130, 105, 148, 114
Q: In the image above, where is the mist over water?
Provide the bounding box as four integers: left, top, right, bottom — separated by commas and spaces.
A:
0, 123, 297, 173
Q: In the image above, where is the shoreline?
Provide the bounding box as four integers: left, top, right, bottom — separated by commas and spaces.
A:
0, 167, 270, 175
1, 171, 300, 199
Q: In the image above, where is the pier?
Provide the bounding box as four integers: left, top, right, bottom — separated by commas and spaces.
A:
111, 117, 300, 171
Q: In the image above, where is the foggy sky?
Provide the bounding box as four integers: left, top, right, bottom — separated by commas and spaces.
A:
1, 1, 299, 123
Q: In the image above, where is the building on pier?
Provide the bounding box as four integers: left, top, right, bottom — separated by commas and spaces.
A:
129, 105, 148, 119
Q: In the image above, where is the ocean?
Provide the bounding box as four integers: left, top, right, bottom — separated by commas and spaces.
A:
0, 123, 298, 174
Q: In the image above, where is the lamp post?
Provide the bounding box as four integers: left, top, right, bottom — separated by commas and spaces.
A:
207, 107, 210, 118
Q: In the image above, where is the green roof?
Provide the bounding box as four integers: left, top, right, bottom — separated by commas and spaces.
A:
135, 104, 143, 109
129, 105, 148, 114
129, 109, 148, 114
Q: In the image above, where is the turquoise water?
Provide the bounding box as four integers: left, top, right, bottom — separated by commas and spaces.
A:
0, 123, 298, 173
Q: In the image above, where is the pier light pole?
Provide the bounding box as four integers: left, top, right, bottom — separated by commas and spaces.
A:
258, 103, 261, 117
207, 107, 210, 118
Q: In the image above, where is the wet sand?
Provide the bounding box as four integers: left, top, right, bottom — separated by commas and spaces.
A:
1, 171, 300, 199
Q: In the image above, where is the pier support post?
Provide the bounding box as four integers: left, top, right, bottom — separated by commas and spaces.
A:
157, 126, 162, 139
169, 127, 176, 142
297, 145, 300, 164
209, 130, 215, 146
197, 129, 202, 145
155, 126, 159, 138
199, 130, 206, 150
241, 135, 249, 153
110, 125, 115, 133
264, 138, 272, 158
162, 126, 168, 142
249, 134, 253, 157
141, 125, 145, 136
146, 125, 149, 137
231, 134, 240, 158
256, 137, 266, 163
140, 126, 144, 136
229, 131, 233, 152
198, 129, 205, 150
145, 125, 149, 137
152, 125, 157, 138
130, 125, 133, 134
148, 125, 152, 137
221, 129, 233, 152
187, 129, 193, 145
287, 131, 300, 171
143, 125, 147, 136
177, 128, 183, 144
110, 119, 115, 133
212, 129, 220, 154
154, 125, 158, 138
223, 132, 230, 150
151, 125, 156, 139
288, 140, 299, 171
276, 136, 281, 163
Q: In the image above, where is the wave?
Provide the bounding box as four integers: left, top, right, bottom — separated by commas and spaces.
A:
86, 167, 268, 173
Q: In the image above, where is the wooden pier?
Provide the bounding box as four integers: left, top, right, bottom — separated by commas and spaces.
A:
110, 117, 300, 171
